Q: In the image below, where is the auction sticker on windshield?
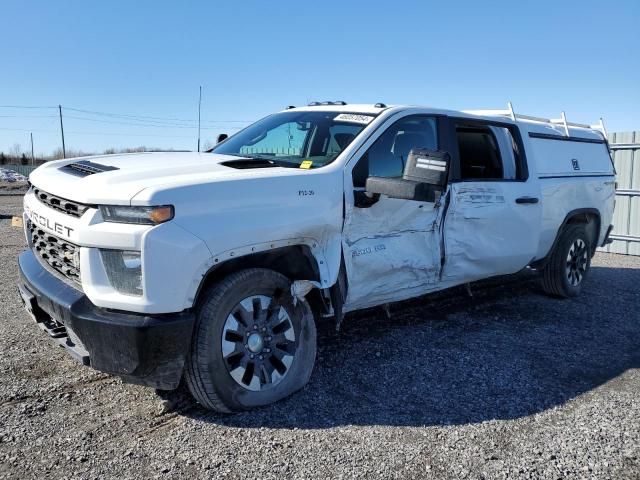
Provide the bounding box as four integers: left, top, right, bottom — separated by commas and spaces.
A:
334, 113, 375, 125
300, 160, 313, 169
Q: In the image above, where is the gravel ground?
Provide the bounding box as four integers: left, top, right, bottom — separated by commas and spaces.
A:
0, 194, 639, 479
0, 181, 29, 194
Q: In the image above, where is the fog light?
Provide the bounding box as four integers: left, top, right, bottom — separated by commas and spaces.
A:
100, 249, 143, 296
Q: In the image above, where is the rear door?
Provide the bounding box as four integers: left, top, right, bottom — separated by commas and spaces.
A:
441, 118, 541, 282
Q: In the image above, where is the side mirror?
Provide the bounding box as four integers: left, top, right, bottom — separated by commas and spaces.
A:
217, 133, 228, 144
365, 149, 450, 203
403, 148, 450, 187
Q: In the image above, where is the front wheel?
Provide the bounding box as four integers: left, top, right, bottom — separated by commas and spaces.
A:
541, 224, 592, 298
185, 268, 317, 412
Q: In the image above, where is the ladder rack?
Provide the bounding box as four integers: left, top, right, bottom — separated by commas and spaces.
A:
464, 102, 607, 138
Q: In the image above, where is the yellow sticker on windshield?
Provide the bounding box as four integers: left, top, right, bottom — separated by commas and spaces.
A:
300, 160, 313, 169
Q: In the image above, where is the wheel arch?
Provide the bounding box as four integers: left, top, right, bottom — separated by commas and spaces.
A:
192, 244, 325, 312
532, 208, 601, 268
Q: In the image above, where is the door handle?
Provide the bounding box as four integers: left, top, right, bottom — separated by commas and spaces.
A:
515, 197, 539, 204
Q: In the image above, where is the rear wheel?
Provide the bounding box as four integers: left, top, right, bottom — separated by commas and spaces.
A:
541, 224, 592, 298
185, 268, 316, 412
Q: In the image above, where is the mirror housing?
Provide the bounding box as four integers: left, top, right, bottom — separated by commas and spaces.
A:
365, 149, 450, 203
217, 133, 228, 144
403, 148, 450, 186
365, 177, 435, 202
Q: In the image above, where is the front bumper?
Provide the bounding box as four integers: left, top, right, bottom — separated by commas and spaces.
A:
17, 250, 195, 390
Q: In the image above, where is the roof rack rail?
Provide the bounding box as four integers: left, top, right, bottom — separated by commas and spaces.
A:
308, 101, 347, 106
464, 102, 607, 138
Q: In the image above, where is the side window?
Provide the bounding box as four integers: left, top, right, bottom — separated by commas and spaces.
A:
326, 124, 362, 157
456, 123, 524, 181
353, 116, 438, 187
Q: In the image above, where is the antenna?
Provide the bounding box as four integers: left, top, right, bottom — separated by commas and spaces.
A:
197, 86, 202, 152
58, 105, 66, 159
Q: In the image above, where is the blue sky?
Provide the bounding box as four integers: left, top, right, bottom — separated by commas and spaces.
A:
1, 0, 639, 156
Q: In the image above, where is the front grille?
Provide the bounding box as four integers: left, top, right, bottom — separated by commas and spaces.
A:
28, 221, 81, 284
32, 187, 90, 218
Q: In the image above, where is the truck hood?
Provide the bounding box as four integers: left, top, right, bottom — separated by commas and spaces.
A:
28, 152, 306, 204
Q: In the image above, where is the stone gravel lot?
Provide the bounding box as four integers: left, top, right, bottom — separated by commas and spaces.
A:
0, 194, 639, 479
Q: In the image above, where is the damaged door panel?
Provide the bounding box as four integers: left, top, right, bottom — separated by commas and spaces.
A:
441, 183, 540, 282
441, 119, 542, 283
342, 114, 445, 311
343, 195, 444, 311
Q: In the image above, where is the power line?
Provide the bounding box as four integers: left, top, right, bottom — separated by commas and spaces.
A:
63, 106, 252, 124
0, 126, 245, 138
0, 103, 252, 152
0, 127, 59, 133
0, 125, 242, 135
0, 114, 58, 118
0, 105, 253, 125
0, 113, 248, 128
0, 105, 57, 109
63, 114, 245, 129
65, 130, 196, 138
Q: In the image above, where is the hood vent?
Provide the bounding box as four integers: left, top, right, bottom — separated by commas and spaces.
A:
221, 159, 279, 169
60, 160, 119, 177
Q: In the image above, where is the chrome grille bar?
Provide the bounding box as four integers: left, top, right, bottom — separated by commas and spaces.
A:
32, 187, 90, 218
28, 221, 81, 284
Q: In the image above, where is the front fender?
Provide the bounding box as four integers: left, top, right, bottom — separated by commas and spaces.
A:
185, 234, 343, 307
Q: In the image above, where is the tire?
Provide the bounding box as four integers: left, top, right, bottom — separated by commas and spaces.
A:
185, 268, 317, 412
541, 224, 592, 298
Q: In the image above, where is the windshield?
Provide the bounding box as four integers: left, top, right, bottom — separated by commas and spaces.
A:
211, 111, 376, 168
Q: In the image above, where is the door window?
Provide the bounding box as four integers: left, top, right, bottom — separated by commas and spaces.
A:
353, 116, 438, 187
455, 123, 525, 181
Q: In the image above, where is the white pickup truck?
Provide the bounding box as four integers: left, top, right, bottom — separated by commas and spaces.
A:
17, 102, 615, 412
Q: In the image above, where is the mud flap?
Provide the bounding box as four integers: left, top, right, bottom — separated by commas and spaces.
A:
329, 257, 348, 331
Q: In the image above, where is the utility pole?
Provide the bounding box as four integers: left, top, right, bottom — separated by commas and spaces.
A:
30, 132, 34, 165
197, 86, 202, 152
58, 105, 66, 159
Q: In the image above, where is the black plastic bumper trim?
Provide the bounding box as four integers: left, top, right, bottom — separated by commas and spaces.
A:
602, 224, 614, 246
18, 250, 195, 390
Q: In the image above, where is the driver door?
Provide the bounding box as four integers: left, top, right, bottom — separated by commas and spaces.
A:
342, 115, 446, 311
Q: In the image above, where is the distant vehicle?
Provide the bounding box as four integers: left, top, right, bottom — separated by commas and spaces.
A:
17, 102, 615, 412
0, 168, 28, 183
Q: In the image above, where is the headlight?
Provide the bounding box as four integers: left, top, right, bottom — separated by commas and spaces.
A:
100, 249, 143, 296
100, 205, 174, 225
